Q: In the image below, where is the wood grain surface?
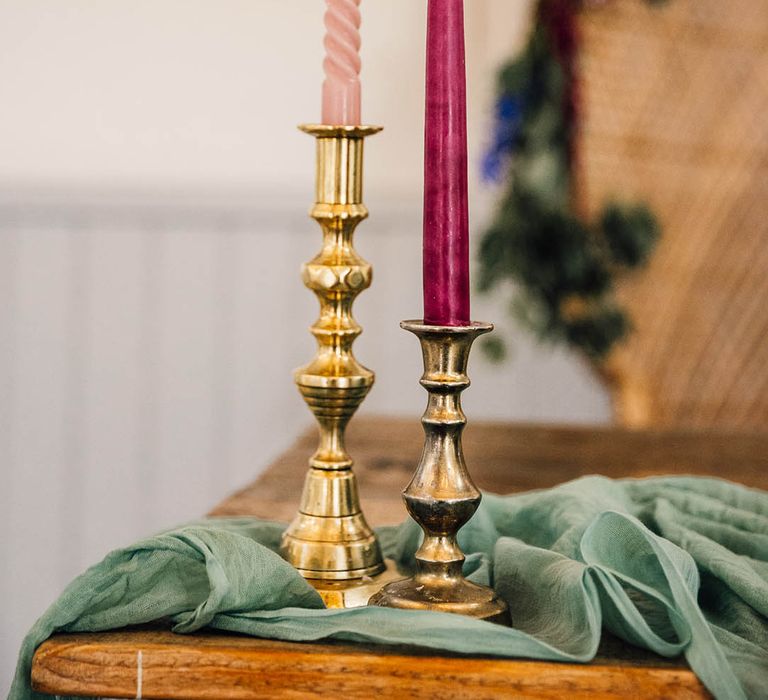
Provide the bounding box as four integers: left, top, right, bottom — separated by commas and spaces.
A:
32, 417, 768, 699
212, 417, 768, 525
33, 629, 708, 700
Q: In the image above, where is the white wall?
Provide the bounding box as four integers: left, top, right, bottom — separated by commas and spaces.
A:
0, 0, 610, 691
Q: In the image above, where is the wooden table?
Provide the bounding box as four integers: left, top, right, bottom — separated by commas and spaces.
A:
31, 418, 768, 699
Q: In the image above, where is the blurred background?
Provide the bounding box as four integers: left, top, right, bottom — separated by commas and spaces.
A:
2, 0, 767, 690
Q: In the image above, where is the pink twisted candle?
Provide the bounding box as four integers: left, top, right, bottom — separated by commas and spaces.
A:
321, 0, 362, 125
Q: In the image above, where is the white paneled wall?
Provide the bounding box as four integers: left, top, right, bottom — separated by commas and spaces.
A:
0, 0, 609, 690
0, 196, 308, 684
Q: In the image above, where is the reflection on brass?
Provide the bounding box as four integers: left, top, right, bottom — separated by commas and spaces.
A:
280, 124, 388, 602
314, 559, 403, 609
369, 321, 510, 625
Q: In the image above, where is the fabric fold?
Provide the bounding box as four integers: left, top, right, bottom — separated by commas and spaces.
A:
11, 475, 768, 700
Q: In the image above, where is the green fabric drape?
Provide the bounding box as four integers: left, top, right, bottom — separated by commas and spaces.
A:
11, 476, 768, 699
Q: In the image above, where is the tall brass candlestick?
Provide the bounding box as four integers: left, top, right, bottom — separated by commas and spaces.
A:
281, 124, 396, 608
369, 321, 510, 624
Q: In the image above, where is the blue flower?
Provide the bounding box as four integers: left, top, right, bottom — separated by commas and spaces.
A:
482, 94, 525, 182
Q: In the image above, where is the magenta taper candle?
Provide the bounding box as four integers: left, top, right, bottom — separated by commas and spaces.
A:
322, 0, 362, 125
422, 0, 470, 326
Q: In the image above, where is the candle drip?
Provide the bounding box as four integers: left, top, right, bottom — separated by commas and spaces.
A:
322, 0, 362, 125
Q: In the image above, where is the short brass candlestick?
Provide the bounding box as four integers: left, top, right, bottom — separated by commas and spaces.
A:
281, 124, 397, 608
369, 321, 510, 625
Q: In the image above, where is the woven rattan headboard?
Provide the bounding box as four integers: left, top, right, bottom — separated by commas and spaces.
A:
577, 0, 768, 431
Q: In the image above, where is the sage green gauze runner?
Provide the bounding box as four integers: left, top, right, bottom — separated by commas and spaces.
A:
11, 476, 768, 700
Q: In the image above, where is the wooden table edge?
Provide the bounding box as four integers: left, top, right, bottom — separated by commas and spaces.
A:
31, 631, 711, 700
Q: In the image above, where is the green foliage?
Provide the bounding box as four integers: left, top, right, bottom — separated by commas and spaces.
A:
480, 335, 508, 363
479, 15, 661, 361
600, 203, 660, 268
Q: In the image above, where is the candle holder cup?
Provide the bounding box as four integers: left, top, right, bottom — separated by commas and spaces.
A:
280, 124, 399, 608
369, 320, 510, 625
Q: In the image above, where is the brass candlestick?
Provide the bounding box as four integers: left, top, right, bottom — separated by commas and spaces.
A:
280, 124, 397, 608
369, 321, 510, 625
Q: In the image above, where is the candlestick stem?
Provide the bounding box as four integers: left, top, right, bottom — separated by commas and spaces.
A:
369, 320, 510, 624
281, 124, 399, 608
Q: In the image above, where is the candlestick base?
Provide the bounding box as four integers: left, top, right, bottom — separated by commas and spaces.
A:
368, 572, 509, 625
308, 559, 404, 609
368, 321, 510, 625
